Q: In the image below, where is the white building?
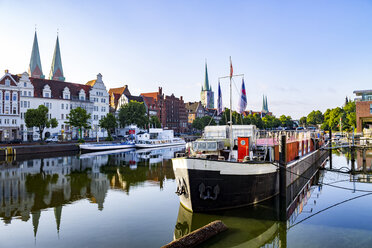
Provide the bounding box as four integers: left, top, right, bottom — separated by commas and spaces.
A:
0, 31, 110, 141
0, 71, 21, 141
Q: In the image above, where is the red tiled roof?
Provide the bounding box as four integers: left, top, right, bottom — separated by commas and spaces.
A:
29, 77, 91, 100
140, 92, 158, 100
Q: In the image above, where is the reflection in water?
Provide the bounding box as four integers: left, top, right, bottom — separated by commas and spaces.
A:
173, 169, 325, 248
0, 146, 184, 238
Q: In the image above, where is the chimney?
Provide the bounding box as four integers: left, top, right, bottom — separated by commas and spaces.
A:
5, 69, 9, 74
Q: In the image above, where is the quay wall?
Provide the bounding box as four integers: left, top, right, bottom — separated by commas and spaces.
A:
0, 143, 79, 157
285, 149, 328, 209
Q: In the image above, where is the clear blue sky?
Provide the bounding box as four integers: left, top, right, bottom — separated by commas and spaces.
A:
1, 0, 372, 119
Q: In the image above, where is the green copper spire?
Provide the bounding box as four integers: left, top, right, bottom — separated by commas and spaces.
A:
262, 94, 266, 112
265, 95, 268, 112
54, 206, 62, 234
32, 210, 41, 238
29, 31, 45, 78
203, 62, 210, 91
49, 35, 65, 81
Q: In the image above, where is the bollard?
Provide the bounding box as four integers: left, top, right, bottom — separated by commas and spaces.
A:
161, 220, 227, 248
279, 134, 287, 221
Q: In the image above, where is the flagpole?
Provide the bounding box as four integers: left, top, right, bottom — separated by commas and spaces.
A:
229, 56, 233, 159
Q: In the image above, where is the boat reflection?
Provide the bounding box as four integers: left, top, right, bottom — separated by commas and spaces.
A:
0, 146, 184, 236
172, 170, 325, 248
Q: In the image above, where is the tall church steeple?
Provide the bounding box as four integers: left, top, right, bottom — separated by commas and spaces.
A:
203, 62, 210, 91
29, 31, 45, 79
200, 61, 214, 109
49, 35, 65, 81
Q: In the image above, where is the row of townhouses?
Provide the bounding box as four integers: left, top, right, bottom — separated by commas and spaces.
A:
0, 32, 189, 142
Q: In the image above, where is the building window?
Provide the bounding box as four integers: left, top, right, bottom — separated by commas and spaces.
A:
5, 106, 9, 114
13, 106, 16, 114
61, 114, 64, 119
5, 92, 10, 101
61, 103, 64, 109
101, 98, 106, 103
370, 104, 372, 114
24, 82, 27, 87
5, 79, 10, 86
12, 93, 17, 101
28, 91, 31, 96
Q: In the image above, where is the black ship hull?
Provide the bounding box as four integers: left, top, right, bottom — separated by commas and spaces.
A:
172, 149, 328, 212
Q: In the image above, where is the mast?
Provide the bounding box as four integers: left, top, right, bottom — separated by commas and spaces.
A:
229, 56, 233, 158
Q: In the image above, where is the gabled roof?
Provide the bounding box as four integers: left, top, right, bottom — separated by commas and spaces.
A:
185, 102, 201, 113
29, 77, 91, 100
108, 85, 130, 96
0, 74, 19, 86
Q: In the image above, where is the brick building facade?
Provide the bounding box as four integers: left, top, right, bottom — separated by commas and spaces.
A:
141, 87, 187, 133
354, 90, 372, 132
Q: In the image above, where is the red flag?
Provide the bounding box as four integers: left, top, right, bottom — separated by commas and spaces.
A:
230, 57, 233, 79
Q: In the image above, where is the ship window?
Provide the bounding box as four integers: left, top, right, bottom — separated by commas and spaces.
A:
207, 142, 217, 150
198, 142, 206, 150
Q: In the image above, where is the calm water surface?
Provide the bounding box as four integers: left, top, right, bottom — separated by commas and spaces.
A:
1, 146, 372, 248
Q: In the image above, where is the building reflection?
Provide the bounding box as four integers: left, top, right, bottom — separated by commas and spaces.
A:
172, 169, 325, 248
0, 146, 184, 237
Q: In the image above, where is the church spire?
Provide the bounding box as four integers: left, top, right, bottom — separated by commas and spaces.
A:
29, 31, 44, 79
54, 206, 62, 235
203, 62, 210, 91
49, 35, 65, 81
32, 210, 41, 238
262, 94, 266, 113
265, 95, 268, 112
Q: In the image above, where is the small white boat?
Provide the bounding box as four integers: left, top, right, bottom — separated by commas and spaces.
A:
80, 141, 136, 151
135, 128, 186, 149
79, 148, 135, 159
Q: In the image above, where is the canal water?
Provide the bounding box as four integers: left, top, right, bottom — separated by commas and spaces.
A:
0, 146, 372, 248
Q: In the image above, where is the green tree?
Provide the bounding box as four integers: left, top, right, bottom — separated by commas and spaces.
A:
307, 110, 324, 125
262, 115, 280, 129
118, 101, 148, 128
65, 107, 91, 140
279, 115, 293, 128
191, 117, 203, 130
192, 116, 215, 131
25, 105, 58, 140
299, 116, 307, 127
149, 115, 161, 128
99, 113, 118, 140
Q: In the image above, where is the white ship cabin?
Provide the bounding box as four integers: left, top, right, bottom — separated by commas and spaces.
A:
136, 128, 175, 144
203, 125, 257, 145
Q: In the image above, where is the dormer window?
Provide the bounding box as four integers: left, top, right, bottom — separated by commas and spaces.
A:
79, 89, 86, 101
5, 79, 10, 86
43, 85, 51, 98
63, 87, 70, 99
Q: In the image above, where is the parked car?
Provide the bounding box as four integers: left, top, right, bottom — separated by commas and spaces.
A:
45, 136, 59, 142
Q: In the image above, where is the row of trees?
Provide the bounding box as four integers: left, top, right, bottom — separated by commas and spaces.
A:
25, 101, 160, 141
298, 101, 356, 132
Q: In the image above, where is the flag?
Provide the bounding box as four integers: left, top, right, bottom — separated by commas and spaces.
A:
217, 80, 223, 115
230, 57, 233, 79
238, 78, 247, 114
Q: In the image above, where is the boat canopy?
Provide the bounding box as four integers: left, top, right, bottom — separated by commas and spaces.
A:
192, 140, 225, 152
203, 125, 257, 143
